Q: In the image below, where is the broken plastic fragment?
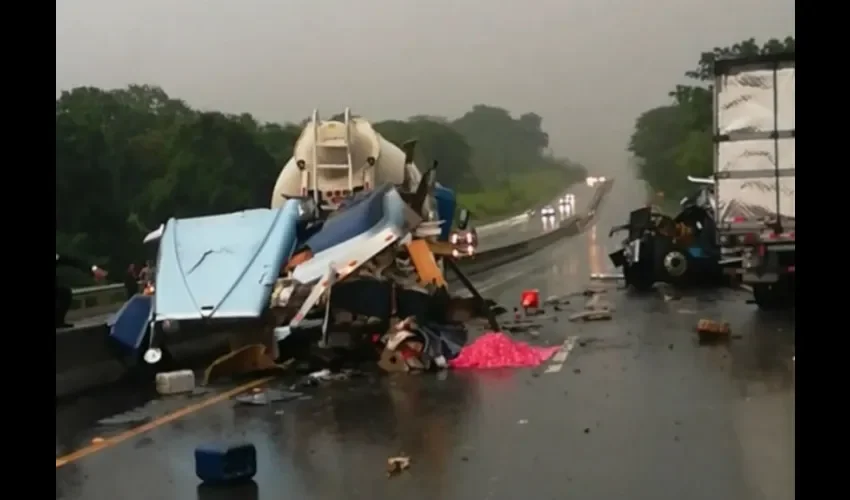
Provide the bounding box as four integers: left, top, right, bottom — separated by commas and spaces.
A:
569, 310, 613, 322
387, 455, 411, 477
233, 389, 304, 406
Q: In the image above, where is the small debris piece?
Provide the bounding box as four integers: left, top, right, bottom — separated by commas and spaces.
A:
378, 348, 410, 373
97, 412, 152, 427
517, 419, 529, 425
696, 319, 731, 344
585, 294, 603, 310
233, 389, 304, 406
590, 273, 623, 281
544, 295, 570, 306
568, 310, 613, 322
501, 321, 544, 334
387, 455, 411, 477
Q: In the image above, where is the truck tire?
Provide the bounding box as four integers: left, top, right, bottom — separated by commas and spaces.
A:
624, 260, 654, 291
624, 240, 655, 291
661, 249, 689, 286
752, 277, 793, 311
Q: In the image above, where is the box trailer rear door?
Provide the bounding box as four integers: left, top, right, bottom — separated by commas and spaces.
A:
713, 53, 795, 235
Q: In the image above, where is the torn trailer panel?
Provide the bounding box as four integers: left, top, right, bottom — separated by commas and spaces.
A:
291, 184, 409, 284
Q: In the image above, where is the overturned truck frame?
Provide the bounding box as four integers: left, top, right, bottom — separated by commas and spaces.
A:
608, 185, 722, 291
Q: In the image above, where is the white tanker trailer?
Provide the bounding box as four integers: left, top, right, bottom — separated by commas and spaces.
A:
271, 108, 426, 212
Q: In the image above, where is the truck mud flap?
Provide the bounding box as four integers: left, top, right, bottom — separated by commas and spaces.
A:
609, 249, 626, 268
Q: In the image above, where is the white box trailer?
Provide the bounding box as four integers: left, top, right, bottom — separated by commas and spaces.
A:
711, 52, 795, 310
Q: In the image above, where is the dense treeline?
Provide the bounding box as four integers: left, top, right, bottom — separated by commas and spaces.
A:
628, 36, 795, 204
56, 86, 586, 282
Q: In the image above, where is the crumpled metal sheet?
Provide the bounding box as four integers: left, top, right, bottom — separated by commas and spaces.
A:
377, 318, 468, 372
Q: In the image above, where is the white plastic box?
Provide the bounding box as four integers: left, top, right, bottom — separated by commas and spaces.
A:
156, 370, 196, 395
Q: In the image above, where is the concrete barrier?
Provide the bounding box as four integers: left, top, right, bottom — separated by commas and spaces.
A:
56, 181, 613, 399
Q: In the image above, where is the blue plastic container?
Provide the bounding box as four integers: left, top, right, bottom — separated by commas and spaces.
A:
194, 442, 257, 484
107, 294, 153, 354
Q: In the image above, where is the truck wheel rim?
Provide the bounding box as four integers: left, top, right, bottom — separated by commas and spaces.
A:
663, 251, 687, 277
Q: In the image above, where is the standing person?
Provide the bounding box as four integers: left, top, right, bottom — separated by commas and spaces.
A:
56, 253, 108, 328
124, 264, 139, 300
139, 260, 153, 283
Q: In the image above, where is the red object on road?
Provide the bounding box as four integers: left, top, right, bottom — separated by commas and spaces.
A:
448, 332, 560, 369
520, 289, 540, 309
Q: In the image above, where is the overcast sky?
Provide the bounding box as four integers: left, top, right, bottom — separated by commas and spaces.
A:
56, 0, 794, 174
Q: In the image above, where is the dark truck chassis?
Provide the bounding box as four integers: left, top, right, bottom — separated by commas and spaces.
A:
608, 205, 723, 291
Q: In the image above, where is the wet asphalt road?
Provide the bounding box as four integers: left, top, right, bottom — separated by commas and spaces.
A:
56, 178, 794, 500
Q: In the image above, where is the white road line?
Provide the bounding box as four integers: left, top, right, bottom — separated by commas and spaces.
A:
544, 336, 578, 374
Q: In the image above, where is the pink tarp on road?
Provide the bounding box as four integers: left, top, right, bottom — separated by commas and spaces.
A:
448, 332, 561, 369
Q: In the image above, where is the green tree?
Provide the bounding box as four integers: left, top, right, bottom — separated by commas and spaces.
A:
56, 88, 589, 280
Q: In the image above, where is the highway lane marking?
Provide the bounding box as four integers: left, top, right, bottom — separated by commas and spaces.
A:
55, 376, 276, 469
544, 336, 578, 374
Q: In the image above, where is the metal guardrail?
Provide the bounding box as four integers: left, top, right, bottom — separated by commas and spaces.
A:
67, 182, 612, 319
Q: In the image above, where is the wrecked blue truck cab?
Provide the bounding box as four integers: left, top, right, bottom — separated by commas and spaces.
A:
154, 204, 301, 322
109, 201, 302, 358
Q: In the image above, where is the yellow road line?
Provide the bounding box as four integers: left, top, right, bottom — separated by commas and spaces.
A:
55, 376, 276, 469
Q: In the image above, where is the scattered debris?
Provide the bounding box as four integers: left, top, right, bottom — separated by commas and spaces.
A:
543, 295, 571, 307
696, 319, 731, 344
568, 310, 613, 322
374, 318, 467, 373
234, 389, 305, 406
387, 455, 412, 477
291, 369, 359, 388
97, 412, 152, 427
590, 273, 623, 281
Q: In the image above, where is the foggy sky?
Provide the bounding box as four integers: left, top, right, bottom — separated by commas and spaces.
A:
56, 0, 794, 175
